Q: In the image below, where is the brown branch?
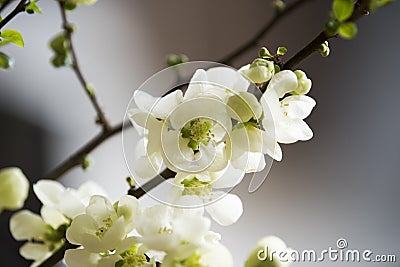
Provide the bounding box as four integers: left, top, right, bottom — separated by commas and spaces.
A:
220, 0, 314, 65
58, 1, 111, 131
128, 168, 176, 198
283, 0, 370, 69
0, 0, 27, 30
45, 122, 125, 180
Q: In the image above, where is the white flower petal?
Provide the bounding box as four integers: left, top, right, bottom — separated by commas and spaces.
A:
40, 206, 68, 229
133, 153, 163, 179
276, 119, 313, 144
206, 67, 249, 93
262, 131, 282, 161
19, 243, 51, 263
231, 149, 266, 173
205, 193, 243, 226
211, 163, 245, 189
281, 95, 316, 119
116, 195, 141, 233
86, 195, 116, 224
65, 249, 100, 267
199, 244, 233, 267
66, 214, 97, 246
133, 90, 158, 114
184, 69, 208, 101
173, 209, 211, 245
267, 70, 298, 98
33, 180, 65, 207
58, 189, 86, 219
10, 210, 47, 241
76, 181, 107, 203
152, 90, 183, 119
136, 205, 172, 237
102, 217, 127, 251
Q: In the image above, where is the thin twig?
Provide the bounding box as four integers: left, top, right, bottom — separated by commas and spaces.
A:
45, 122, 125, 180
283, 0, 370, 69
58, 1, 111, 131
0, 0, 27, 30
220, 0, 313, 65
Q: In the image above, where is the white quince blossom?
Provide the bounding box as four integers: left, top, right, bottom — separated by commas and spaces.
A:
65, 195, 155, 267
136, 204, 233, 266
170, 169, 244, 226
0, 167, 29, 213
245, 236, 292, 267
66, 195, 140, 253
129, 66, 251, 179
261, 70, 316, 160
9, 180, 107, 267
10, 207, 69, 267
33, 179, 107, 219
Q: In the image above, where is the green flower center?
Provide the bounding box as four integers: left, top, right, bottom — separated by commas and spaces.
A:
174, 252, 204, 267
96, 217, 113, 238
181, 177, 212, 197
115, 245, 148, 267
181, 118, 213, 151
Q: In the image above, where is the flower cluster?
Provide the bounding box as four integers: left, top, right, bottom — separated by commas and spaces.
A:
65, 194, 232, 267
8, 59, 313, 267
129, 64, 315, 226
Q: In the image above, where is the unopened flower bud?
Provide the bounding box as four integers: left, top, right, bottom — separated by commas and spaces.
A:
276, 46, 287, 56
293, 70, 312, 95
167, 54, 189, 66
0, 167, 29, 213
274, 0, 286, 12
81, 155, 92, 170
241, 59, 275, 84
318, 41, 330, 57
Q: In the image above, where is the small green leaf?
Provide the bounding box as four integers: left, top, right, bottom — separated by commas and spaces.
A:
333, 0, 355, 22
26, 0, 42, 14
338, 22, 358, 39
50, 33, 68, 54
0, 30, 24, 47
0, 52, 13, 69
276, 46, 287, 56
370, 0, 394, 11
258, 47, 272, 58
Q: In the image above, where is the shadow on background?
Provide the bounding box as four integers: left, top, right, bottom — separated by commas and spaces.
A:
0, 110, 46, 266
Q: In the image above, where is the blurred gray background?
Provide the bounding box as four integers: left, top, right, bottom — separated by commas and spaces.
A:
0, 0, 399, 266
